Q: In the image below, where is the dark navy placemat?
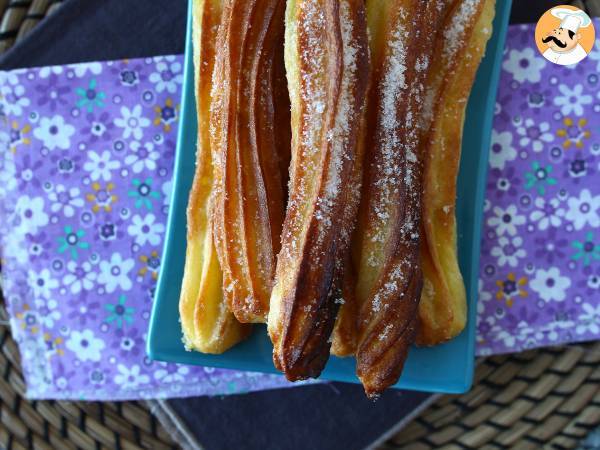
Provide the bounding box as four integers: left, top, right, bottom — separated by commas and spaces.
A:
165, 384, 434, 450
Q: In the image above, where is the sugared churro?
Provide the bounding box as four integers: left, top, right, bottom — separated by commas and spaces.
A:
210, 0, 289, 323
418, 0, 495, 346
268, 0, 369, 380
179, 0, 251, 354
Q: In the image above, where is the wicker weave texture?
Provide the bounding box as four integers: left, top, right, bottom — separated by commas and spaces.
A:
0, 299, 177, 450
387, 343, 600, 449
0, 0, 62, 54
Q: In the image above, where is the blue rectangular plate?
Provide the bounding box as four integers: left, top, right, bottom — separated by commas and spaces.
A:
148, 1, 512, 394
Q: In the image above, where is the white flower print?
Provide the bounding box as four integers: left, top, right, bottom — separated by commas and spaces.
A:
38, 66, 63, 78
114, 105, 150, 140
162, 179, 172, 207
3, 232, 27, 265
154, 365, 190, 383
515, 119, 553, 153
489, 130, 516, 170
72, 62, 102, 78
97, 252, 134, 293
0, 71, 31, 116
12, 195, 49, 235
529, 197, 565, 230
587, 273, 600, 291
565, 189, 600, 230
83, 150, 121, 181
487, 204, 525, 236
530, 267, 571, 302
114, 364, 150, 389
502, 48, 546, 83
490, 236, 526, 268
149, 56, 183, 93
125, 141, 159, 173
33, 115, 75, 150
27, 268, 59, 299
0, 138, 17, 196
34, 298, 61, 329
575, 303, 600, 335
66, 329, 105, 362
127, 214, 165, 246
491, 326, 517, 348
477, 279, 492, 320
553, 84, 592, 117
512, 321, 539, 348
48, 184, 84, 217
63, 261, 97, 294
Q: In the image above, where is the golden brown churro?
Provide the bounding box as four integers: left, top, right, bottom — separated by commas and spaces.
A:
353, 0, 457, 397
268, 0, 369, 380
330, 116, 367, 358
179, 0, 495, 396
418, 0, 495, 346
210, 0, 289, 323
179, 0, 251, 354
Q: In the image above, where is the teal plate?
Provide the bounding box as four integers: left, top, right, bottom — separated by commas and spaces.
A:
148, 0, 512, 394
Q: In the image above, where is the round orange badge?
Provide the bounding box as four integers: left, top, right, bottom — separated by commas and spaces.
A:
535, 5, 595, 66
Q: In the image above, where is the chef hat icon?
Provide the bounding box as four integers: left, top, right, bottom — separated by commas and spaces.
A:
551, 7, 592, 33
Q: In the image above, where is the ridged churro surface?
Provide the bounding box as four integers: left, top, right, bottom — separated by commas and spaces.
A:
210, 0, 289, 323
268, 0, 369, 380
418, 0, 495, 346
179, 0, 251, 354
353, 0, 456, 397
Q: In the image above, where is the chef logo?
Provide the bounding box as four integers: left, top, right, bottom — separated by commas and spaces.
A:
535, 5, 595, 66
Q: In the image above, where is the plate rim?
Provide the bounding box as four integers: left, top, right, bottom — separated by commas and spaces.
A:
147, 0, 513, 395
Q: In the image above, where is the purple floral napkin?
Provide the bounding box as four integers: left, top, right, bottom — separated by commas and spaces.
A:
0, 57, 292, 400
476, 23, 600, 355
0, 23, 599, 400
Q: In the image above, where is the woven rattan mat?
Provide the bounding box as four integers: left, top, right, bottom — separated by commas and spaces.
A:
1, 1, 599, 449
389, 343, 600, 449
2, 288, 599, 449
0, 297, 178, 450
0, 0, 63, 54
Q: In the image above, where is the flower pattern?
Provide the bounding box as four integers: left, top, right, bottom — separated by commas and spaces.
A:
33, 115, 75, 150
7, 120, 31, 153
556, 117, 591, 150
478, 22, 600, 356
490, 236, 526, 268
75, 78, 106, 112
553, 84, 592, 117
524, 161, 557, 195
489, 130, 517, 170
515, 118, 553, 153
0, 58, 292, 400
97, 252, 134, 293
65, 329, 105, 362
565, 189, 600, 231
487, 204, 526, 236
148, 56, 183, 94
86, 182, 118, 213
83, 150, 121, 181
2, 28, 599, 400
502, 48, 546, 83
0, 71, 30, 116
125, 141, 159, 173
114, 105, 150, 140
529, 197, 565, 230
571, 232, 600, 266
48, 184, 84, 218
530, 267, 571, 303
127, 214, 164, 246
